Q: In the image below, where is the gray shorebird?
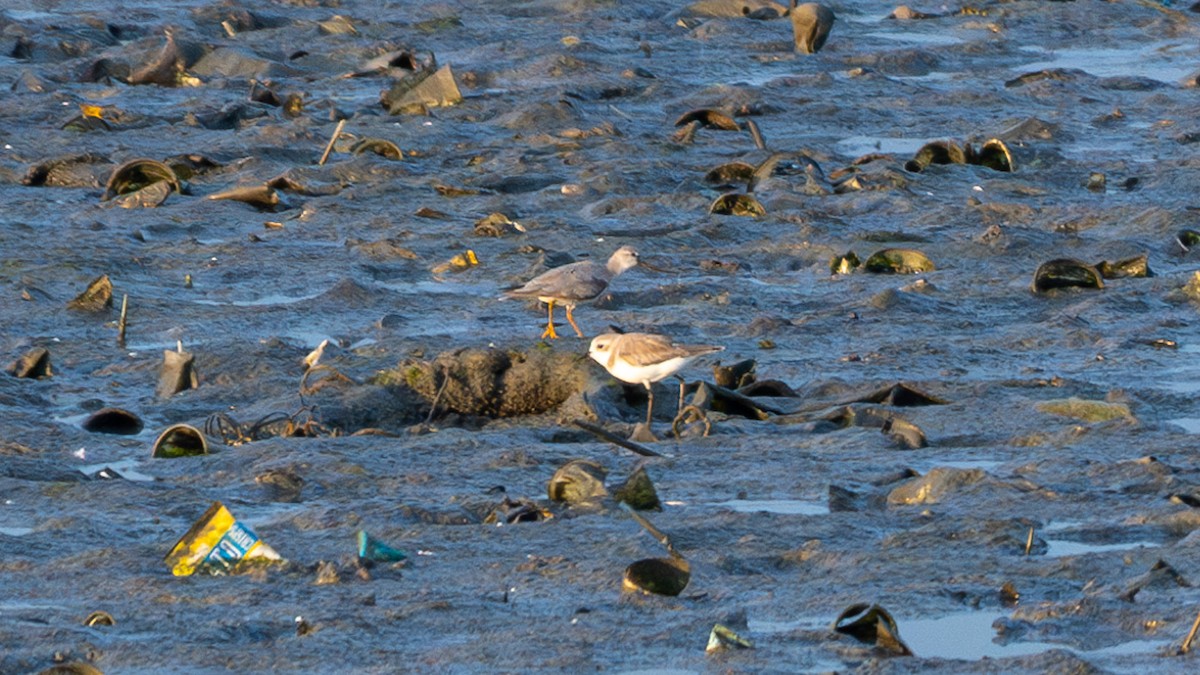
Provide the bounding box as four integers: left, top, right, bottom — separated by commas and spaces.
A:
503, 246, 640, 339
588, 332, 724, 426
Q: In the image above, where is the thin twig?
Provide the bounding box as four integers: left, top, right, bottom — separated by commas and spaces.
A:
318, 119, 347, 166
621, 502, 675, 554
746, 118, 767, 151
1024, 525, 1034, 556
116, 293, 128, 348
1182, 607, 1200, 654
572, 419, 664, 457
424, 366, 451, 425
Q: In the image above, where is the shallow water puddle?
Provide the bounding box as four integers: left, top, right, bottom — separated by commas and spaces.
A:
913, 459, 1001, 473
711, 499, 829, 515
78, 458, 156, 482
901, 611, 1168, 660
750, 612, 1167, 661
1043, 539, 1161, 558
0, 526, 35, 536
1169, 418, 1200, 434
1018, 42, 1197, 83
833, 135, 930, 158
863, 31, 965, 47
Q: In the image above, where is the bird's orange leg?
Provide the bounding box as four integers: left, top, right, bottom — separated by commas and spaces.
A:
564, 305, 585, 338
541, 300, 559, 339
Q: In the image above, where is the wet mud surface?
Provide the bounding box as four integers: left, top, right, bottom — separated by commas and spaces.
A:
5, 0, 1200, 672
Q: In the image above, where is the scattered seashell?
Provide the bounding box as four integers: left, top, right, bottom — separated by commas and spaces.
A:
863, 248, 935, 274
82, 407, 144, 435
613, 464, 661, 510
8, 347, 52, 378
905, 140, 967, 172
82, 610, 115, 626
830, 251, 861, 275
972, 138, 1014, 172
623, 555, 691, 596
673, 108, 739, 131
706, 623, 754, 652
1031, 258, 1104, 293
381, 64, 463, 114
703, 161, 756, 188
709, 193, 766, 217
67, 273, 114, 309
350, 138, 404, 160
833, 603, 912, 655
882, 416, 927, 449
547, 459, 609, 505
102, 158, 181, 201
207, 185, 285, 211
151, 424, 209, 458
1094, 253, 1150, 279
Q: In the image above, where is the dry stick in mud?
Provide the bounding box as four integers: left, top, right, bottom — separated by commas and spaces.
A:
318, 119, 347, 166
1024, 526, 1034, 556
573, 419, 663, 458
117, 293, 128, 348
424, 366, 451, 425
1182, 608, 1200, 654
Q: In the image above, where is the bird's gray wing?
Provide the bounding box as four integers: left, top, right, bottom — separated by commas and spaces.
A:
506, 261, 607, 301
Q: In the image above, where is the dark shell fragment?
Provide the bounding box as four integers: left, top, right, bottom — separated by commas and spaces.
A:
151, 424, 209, 459
1031, 258, 1104, 293
833, 603, 913, 655
673, 108, 739, 131
8, 347, 52, 379
351, 138, 404, 160
863, 248, 935, 274
623, 555, 690, 596
1094, 254, 1150, 279
102, 158, 181, 201
709, 193, 766, 217
82, 407, 144, 435
547, 459, 608, 505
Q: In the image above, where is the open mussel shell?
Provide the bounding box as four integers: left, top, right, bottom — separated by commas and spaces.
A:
351, 137, 404, 160
82, 407, 144, 435
1031, 258, 1104, 293
833, 602, 913, 655
904, 140, 967, 173
703, 161, 756, 188
622, 554, 691, 596
674, 108, 739, 131
83, 610, 116, 627
709, 193, 765, 217
151, 424, 209, 458
972, 138, 1015, 172
863, 248, 935, 274
547, 458, 608, 505
102, 158, 181, 201
1094, 253, 1151, 279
